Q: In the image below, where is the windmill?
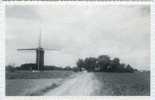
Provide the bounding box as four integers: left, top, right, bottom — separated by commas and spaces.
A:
17, 23, 58, 71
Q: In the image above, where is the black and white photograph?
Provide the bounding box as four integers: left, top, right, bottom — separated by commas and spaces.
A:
5, 4, 150, 96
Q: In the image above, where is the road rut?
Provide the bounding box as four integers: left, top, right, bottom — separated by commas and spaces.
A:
44, 72, 101, 96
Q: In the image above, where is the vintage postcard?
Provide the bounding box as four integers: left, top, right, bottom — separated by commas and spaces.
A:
4, 3, 150, 97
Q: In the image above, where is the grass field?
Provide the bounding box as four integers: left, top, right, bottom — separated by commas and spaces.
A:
6, 79, 62, 96
94, 71, 150, 96
6, 70, 75, 96
6, 70, 74, 79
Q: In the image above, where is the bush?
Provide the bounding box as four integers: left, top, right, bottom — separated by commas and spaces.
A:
6, 65, 16, 72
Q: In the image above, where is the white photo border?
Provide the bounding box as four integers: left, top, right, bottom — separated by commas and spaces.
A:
0, 1, 153, 100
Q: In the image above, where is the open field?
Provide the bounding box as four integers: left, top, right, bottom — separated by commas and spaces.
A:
6, 70, 75, 96
6, 70, 74, 79
94, 71, 150, 96
6, 79, 62, 96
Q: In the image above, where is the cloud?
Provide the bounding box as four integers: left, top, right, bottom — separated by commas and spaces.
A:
6, 5, 40, 20
6, 5, 150, 70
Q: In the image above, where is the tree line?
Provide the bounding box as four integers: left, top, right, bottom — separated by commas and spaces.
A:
6, 55, 137, 73
6, 64, 79, 72
76, 55, 137, 73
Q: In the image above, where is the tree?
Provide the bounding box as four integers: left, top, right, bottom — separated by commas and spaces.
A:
97, 55, 111, 71
76, 55, 137, 73
84, 57, 97, 72
117, 63, 126, 72
6, 65, 16, 72
109, 57, 120, 72
126, 64, 134, 73
20, 63, 36, 70
76, 59, 85, 71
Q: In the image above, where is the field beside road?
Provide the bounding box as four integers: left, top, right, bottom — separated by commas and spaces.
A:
6, 70, 74, 79
6, 70, 75, 96
94, 71, 150, 96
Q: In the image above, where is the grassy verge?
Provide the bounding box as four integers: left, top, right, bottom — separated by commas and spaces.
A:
94, 72, 150, 96
26, 82, 60, 96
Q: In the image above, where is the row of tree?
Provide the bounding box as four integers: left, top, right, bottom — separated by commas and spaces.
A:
6, 55, 137, 73
6, 64, 80, 72
76, 55, 137, 73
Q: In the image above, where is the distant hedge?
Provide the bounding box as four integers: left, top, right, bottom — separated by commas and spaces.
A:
6, 64, 79, 72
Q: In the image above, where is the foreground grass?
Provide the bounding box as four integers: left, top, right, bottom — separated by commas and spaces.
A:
94, 71, 150, 96
6, 70, 75, 96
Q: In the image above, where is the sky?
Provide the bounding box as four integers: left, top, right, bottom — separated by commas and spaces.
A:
6, 4, 150, 70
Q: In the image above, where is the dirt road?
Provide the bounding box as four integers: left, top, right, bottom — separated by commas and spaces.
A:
44, 72, 101, 96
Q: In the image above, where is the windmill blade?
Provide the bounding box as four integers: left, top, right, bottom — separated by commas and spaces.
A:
17, 48, 37, 51
44, 48, 60, 51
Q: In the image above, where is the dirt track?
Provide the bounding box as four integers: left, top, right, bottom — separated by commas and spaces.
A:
44, 72, 101, 96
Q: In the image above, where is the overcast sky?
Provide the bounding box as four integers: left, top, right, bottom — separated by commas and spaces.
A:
6, 5, 150, 70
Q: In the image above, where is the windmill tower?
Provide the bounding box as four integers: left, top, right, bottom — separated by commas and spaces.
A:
17, 23, 58, 71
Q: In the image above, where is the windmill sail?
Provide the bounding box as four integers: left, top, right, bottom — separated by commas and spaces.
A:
38, 20, 42, 48
17, 48, 37, 51
17, 20, 60, 71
